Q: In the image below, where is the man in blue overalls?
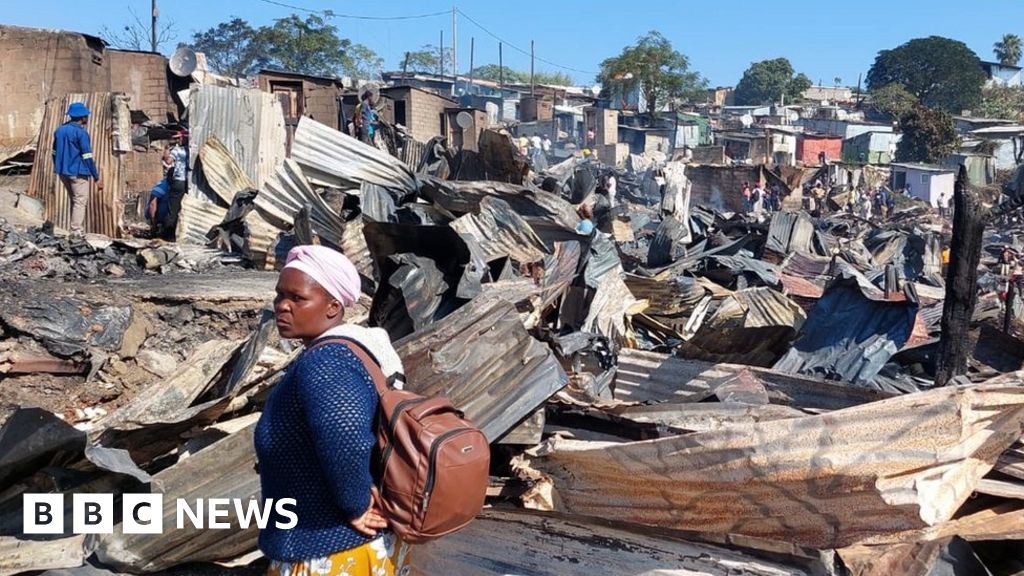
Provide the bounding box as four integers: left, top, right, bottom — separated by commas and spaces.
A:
52, 102, 103, 236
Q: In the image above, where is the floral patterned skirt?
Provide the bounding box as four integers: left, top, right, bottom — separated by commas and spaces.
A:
267, 533, 410, 576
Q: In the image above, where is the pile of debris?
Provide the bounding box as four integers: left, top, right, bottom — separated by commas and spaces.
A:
2, 114, 1024, 576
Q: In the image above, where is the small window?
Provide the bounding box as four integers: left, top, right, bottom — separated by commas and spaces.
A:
920, 174, 929, 184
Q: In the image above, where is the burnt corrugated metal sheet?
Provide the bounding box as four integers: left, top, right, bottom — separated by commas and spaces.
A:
187, 85, 287, 191
765, 210, 816, 257
780, 250, 832, 281
28, 93, 127, 237
394, 296, 568, 441
449, 196, 547, 264
256, 158, 345, 242
625, 274, 708, 318
678, 287, 806, 366
291, 117, 417, 194
409, 509, 814, 576
614, 349, 890, 410
535, 381, 1024, 549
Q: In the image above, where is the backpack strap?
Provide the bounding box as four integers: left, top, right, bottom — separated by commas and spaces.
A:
308, 336, 389, 396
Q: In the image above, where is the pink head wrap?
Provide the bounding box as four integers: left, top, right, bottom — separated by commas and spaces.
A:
283, 245, 360, 307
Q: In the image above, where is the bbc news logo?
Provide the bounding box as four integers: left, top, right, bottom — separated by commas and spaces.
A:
23, 494, 297, 534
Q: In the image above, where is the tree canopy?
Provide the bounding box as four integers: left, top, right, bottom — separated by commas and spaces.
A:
468, 65, 573, 86
597, 31, 705, 117
866, 36, 985, 113
190, 18, 262, 77
733, 58, 811, 105
869, 83, 918, 120
402, 44, 453, 74
976, 85, 1024, 120
895, 105, 959, 163
191, 13, 383, 80
994, 34, 1022, 67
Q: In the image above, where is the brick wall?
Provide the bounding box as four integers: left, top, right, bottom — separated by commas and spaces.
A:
108, 50, 171, 122
408, 90, 452, 142
303, 83, 340, 129
0, 25, 109, 147
687, 164, 763, 213
123, 148, 167, 194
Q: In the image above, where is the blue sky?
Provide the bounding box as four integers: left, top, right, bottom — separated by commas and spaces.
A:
6, 0, 1023, 87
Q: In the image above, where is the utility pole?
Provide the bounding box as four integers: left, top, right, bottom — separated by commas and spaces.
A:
151, 0, 158, 53
499, 42, 504, 120
468, 37, 475, 92
452, 6, 458, 82
439, 30, 444, 79
530, 40, 536, 96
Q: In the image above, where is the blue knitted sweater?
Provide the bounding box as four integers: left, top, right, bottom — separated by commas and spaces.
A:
254, 340, 379, 561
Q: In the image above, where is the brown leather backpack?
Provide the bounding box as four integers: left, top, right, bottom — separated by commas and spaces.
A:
322, 338, 490, 544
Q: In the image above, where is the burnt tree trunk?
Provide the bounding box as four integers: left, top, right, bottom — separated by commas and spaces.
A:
935, 167, 986, 386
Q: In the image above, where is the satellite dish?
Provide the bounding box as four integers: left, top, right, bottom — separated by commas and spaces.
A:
740, 114, 754, 128
169, 46, 197, 77
456, 111, 473, 130
836, 109, 849, 120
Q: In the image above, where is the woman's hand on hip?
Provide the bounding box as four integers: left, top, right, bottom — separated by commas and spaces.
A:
349, 486, 388, 537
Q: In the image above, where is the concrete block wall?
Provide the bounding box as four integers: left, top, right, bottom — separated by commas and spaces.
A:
123, 148, 167, 193
303, 84, 340, 129
0, 25, 109, 146
687, 164, 762, 213
408, 90, 451, 142
108, 51, 171, 122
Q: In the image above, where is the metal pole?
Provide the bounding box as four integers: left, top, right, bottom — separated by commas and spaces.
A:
151, 0, 158, 52
499, 42, 504, 121
452, 6, 458, 81
468, 37, 475, 92
530, 40, 536, 96
439, 30, 444, 80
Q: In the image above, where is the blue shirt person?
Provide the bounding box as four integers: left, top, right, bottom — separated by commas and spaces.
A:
52, 102, 103, 234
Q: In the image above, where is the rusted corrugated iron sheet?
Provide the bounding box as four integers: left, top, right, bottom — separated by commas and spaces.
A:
535, 380, 1024, 549
28, 93, 128, 237
187, 85, 287, 191
197, 135, 254, 205
614, 349, 891, 411
409, 509, 814, 576
678, 287, 807, 366
394, 296, 568, 441
291, 117, 417, 194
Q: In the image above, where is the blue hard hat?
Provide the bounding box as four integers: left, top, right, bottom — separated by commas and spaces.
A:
67, 102, 90, 118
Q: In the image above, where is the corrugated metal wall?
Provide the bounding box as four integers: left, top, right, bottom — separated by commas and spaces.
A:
187, 85, 287, 193
28, 93, 128, 237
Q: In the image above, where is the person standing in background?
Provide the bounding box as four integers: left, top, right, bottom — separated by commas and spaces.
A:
52, 102, 103, 237
161, 130, 188, 240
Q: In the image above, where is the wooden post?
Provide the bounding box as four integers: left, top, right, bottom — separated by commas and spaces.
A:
935, 166, 986, 386
439, 30, 445, 79
402, 52, 410, 82
1005, 280, 1017, 334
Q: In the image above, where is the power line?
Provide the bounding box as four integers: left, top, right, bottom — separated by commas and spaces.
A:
255, 0, 448, 21
455, 8, 595, 77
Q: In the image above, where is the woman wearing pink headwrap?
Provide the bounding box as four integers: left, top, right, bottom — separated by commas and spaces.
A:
255, 245, 410, 575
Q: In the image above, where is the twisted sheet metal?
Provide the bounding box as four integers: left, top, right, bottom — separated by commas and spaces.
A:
449, 196, 547, 264
28, 93, 128, 237
394, 296, 568, 442
291, 117, 417, 194
197, 135, 255, 205
187, 85, 286, 190
536, 379, 1024, 549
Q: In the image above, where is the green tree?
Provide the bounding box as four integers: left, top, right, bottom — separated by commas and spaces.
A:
403, 44, 453, 74
256, 14, 349, 77
866, 36, 985, 113
994, 33, 1023, 67
342, 44, 384, 80
869, 83, 918, 119
976, 85, 1024, 119
896, 105, 959, 163
468, 65, 572, 86
597, 30, 706, 121
191, 17, 263, 77
733, 58, 811, 105
468, 65, 527, 83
